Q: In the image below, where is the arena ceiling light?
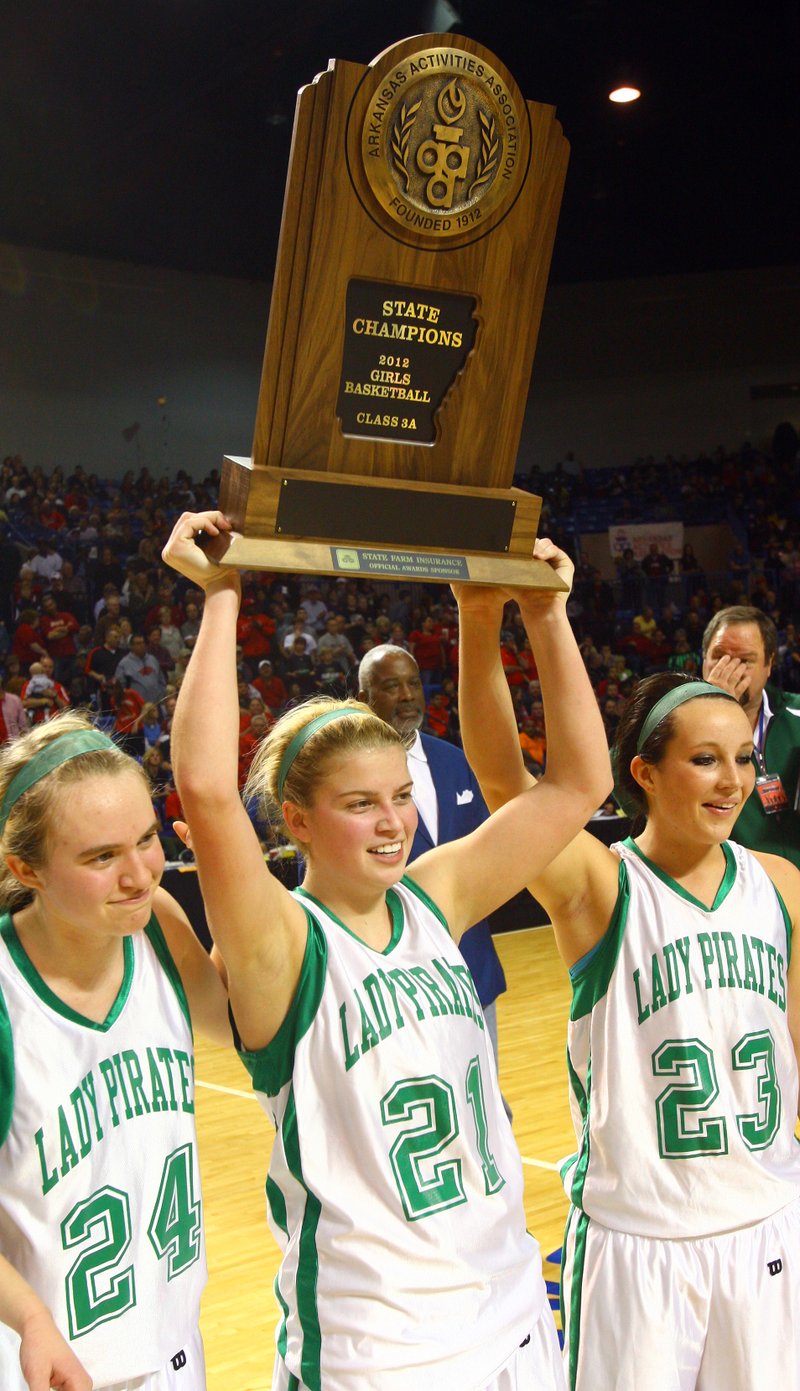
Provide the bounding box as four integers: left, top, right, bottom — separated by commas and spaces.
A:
609, 84, 641, 103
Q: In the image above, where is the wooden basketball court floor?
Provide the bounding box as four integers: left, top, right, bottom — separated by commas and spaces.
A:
195, 924, 573, 1390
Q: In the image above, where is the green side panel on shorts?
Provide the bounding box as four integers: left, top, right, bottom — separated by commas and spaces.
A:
282, 1087, 322, 1391
0, 909, 134, 1029
274, 1273, 290, 1362
569, 858, 630, 1021
400, 872, 451, 935
563, 1206, 591, 1391
238, 910, 326, 1096
0, 983, 14, 1147
267, 1174, 289, 1236
145, 912, 193, 1036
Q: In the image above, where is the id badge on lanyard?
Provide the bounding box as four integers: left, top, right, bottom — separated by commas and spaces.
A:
755, 773, 789, 813
754, 706, 789, 814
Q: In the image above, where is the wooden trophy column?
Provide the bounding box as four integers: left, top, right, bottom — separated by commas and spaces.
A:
213, 33, 569, 590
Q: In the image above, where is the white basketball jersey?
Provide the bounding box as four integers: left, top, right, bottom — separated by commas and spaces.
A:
0, 912, 206, 1387
240, 875, 543, 1391
563, 838, 800, 1238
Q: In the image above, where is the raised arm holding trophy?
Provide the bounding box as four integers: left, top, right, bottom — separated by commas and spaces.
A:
208, 30, 570, 590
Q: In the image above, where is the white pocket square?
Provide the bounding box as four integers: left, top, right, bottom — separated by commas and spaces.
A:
456, 789, 474, 805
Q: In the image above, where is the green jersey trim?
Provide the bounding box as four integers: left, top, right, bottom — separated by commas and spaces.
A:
239, 910, 326, 1096
772, 884, 792, 966
144, 914, 192, 1038
0, 909, 134, 1030
282, 1085, 322, 1391
569, 859, 630, 1021
294, 884, 405, 954
400, 873, 451, 936
624, 836, 737, 912
564, 1049, 593, 1210
0, 983, 13, 1147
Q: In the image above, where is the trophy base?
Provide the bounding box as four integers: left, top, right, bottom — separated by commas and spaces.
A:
207, 530, 566, 591
209, 456, 566, 591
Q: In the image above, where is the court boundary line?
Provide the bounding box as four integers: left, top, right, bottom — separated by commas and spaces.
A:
196, 1078, 260, 1100
196, 1078, 566, 1171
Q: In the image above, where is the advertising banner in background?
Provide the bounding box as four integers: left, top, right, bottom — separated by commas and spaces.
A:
608, 521, 684, 560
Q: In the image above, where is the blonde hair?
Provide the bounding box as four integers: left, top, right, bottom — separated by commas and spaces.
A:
244, 697, 403, 851
0, 710, 147, 910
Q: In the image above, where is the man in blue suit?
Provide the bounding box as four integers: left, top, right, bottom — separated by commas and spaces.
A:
358, 644, 509, 1089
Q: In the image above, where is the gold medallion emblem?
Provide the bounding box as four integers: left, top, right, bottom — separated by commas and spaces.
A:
347, 39, 531, 249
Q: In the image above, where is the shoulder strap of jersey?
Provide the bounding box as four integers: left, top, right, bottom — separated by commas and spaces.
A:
239, 908, 327, 1096
145, 913, 192, 1036
398, 873, 450, 933
569, 857, 630, 1022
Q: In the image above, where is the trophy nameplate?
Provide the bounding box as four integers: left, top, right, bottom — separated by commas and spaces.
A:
212, 33, 570, 589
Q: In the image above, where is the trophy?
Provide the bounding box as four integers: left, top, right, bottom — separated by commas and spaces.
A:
211, 32, 569, 589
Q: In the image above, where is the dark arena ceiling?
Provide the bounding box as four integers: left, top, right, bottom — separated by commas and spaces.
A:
1, 0, 797, 286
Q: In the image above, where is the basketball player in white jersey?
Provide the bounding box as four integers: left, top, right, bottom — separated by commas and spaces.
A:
0, 712, 230, 1391
162, 510, 611, 1391
456, 583, 800, 1391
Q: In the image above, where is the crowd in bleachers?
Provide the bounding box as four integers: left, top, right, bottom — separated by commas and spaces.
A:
1, 427, 798, 838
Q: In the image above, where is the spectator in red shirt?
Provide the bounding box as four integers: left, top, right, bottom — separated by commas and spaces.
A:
237, 609, 276, 665
39, 592, 80, 683
253, 659, 287, 715
500, 637, 527, 688
408, 615, 444, 691
516, 637, 538, 686
39, 493, 67, 531
240, 696, 272, 736
237, 711, 270, 789
11, 608, 47, 673
638, 625, 674, 673
425, 690, 450, 739
162, 782, 184, 831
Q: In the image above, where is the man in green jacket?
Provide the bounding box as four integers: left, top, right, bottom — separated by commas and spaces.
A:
703, 604, 800, 868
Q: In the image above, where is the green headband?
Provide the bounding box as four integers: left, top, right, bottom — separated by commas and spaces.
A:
611, 681, 740, 818
636, 681, 739, 754
0, 730, 116, 836
276, 708, 374, 801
